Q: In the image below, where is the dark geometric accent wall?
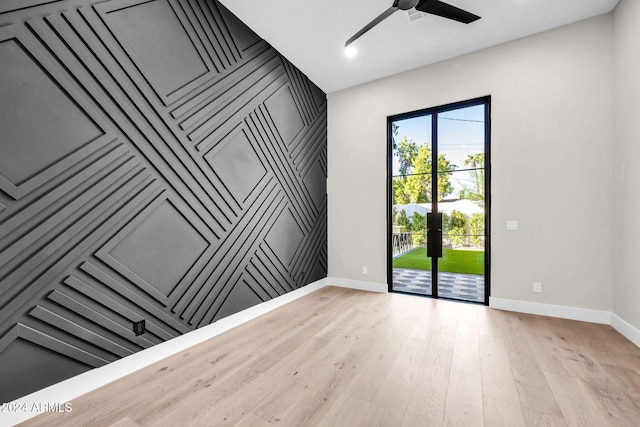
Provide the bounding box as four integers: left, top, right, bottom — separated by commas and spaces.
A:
0, 0, 327, 403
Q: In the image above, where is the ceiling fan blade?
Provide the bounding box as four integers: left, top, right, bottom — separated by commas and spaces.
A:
416, 0, 480, 24
345, 6, 399, 47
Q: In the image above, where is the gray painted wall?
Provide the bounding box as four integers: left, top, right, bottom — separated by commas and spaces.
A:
0, 0, 327, 402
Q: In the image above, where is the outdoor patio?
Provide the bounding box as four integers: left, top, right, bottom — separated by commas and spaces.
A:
392, 268, 485, 303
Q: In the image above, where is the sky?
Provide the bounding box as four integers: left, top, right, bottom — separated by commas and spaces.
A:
392, 103, 485, 199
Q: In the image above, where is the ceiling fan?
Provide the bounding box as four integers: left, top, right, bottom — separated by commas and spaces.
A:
345, 0, 481, 47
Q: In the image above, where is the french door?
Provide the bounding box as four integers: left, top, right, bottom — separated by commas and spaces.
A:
388, 97, 490, 304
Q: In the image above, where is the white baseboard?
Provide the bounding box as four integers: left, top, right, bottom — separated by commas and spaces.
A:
611, 313, 640, 348
1, 278, 330, 427
489, 297, 612, 324
326, 276, 388, 293
490, 297, 640, 350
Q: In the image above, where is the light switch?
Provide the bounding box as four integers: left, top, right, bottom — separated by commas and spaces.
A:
506, 220, 519, 231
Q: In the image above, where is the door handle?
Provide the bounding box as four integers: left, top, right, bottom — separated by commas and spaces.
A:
426, 213, 443, 258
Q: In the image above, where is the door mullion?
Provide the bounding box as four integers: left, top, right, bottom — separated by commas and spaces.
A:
431, 113, 439, 298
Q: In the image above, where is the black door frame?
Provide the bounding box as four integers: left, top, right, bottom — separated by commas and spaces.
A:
386, 96, 491, 305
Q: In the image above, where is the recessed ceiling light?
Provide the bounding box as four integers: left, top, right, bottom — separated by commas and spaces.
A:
345, 46, 357, 58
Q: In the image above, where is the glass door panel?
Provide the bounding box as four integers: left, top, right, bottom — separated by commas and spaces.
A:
390, 115, 433, 296
437, 105, 486, 303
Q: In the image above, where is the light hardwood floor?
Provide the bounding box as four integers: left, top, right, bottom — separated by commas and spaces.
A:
22, 286, 640, 426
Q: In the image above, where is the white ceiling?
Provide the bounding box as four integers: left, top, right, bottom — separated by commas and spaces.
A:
218, 0, 619, 93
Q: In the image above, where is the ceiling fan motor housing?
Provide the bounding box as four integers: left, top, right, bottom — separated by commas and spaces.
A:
395, 0, 419, 11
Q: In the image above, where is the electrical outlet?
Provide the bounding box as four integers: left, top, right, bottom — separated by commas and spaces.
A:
507, 220, 519, 231
362, 266, 368, 275
133, 319, 146, 336
533, 282, 542, 293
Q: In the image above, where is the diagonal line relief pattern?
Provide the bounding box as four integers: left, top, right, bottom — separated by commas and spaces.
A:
0, 0, 326, 403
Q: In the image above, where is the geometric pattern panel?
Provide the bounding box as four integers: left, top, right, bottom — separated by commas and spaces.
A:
0, 0, 326, 403
304, 159, 327, 209
265, 207, 305, 268
99, 0, 213, 102
0, 25, 114, 200
0, 325, 94, 403
205, 126, 267, 204
98, 196, 211, 302
215, 278, 263, 320
0, 39, 100, 186
264, 85, 305, 145
217, 3, 261, 54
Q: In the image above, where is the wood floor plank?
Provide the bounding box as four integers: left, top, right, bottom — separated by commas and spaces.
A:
148, 289, 380, 426
442, 306, 484, 426
477, 305, 504, 337
400, 328, 455, 427
234, 412, 273, 427
342, 299, 415, 402
544, 371, 609, 427
273, 350, 364, 426
544, 315, 640, 426
524, 330, 571, 376
552, 317, 638, 362
498, 311, 566, 420
520, 406, 569, 427
155, 331, 345, 426
316, 393, 370, 427
358, 305, 434, 427
20, 288, 640, 427
275, 296, 392, 426
480, 335, 526, 427
251, 311, 368, 424
140, 289, 365, 426
566, 360, 640, 426
601, 363, 640, 410
108, 417, 140, 427
400, 298, 461, 427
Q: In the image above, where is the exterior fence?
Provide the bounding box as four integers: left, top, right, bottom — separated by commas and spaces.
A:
393, 232, 486, 257
392, 232, 414, 256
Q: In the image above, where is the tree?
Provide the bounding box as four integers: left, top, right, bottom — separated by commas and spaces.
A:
393, 136, 456, 204
463, 153, 485, 204
394, 137, 418, 176
397, 209, 409, 229
411, 211, 426, 246
469, 212, 484, 246
459, 185, 484, 203
447, 210, 468, 247
401, 144, 456, 203
391, 123, 399, 149
442, 212, 451, 235
435, 154, 455, 201
393, 178, 410, 205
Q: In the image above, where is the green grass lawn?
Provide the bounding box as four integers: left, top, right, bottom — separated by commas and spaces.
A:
393, 247, 484, 275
